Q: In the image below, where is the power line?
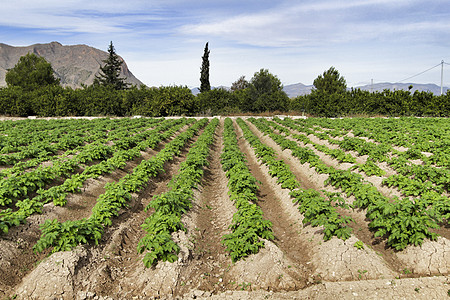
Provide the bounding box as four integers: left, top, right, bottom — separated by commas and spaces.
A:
396, 62, 442, 83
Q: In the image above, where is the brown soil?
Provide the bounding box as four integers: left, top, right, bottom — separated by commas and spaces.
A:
173, 118, 237, 295
234, 119, 312, 289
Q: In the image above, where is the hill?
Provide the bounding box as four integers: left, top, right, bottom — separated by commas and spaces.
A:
282, 83, 314, 98
283, 82, 449, 98
354, 82, 448, 95
190, 84, 313, 98
0, 42, 143, 88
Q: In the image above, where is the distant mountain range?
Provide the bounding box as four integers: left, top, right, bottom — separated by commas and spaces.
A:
1, 42, 447, 96
282, 83, 314, 97
283, 82, 449, 98
192, 82, 449, 98
0, 42, 143, 88
353, 82, 448, 96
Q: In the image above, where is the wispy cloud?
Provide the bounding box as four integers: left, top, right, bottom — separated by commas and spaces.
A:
180, 0, 448, 48
1, 0, 449, 87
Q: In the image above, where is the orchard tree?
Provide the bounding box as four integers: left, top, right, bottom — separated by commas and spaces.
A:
5, 53, 59, 91
94, 41, 129, 90
199, 42, 210, 93
231, 75, 249, 91
245, 69, 289, 112
313, 66, 347, 94
308, 67, 347, 117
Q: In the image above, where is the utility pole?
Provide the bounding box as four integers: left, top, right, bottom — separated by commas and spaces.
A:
370, 79, 373, 93
441, 60, 444, 96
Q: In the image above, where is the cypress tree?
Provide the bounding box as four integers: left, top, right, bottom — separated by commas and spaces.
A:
94, 41, 129, 90
200, 42, 210, 93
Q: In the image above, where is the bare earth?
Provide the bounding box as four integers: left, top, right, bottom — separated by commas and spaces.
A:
0, 117, 448, 299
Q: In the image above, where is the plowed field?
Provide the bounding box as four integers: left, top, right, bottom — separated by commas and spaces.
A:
0, 116, 448, 299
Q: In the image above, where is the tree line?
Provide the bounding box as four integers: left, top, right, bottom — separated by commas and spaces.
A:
290, 67, 450, 117
0, 42, 448, 117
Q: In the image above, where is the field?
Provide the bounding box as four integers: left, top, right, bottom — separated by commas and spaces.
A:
0, 116, 448, 299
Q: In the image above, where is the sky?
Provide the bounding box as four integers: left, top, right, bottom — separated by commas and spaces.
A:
1, 0, 450, 88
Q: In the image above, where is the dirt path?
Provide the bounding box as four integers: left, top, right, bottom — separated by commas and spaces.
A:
233, 119, 313, 289
173, 118, 236, 296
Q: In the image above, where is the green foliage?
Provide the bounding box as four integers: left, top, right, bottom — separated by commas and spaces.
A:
93, 41, 129, 90
354, 240, 365, 250
241, 117, 353, 243
291, 87, 450, 117
0, 84, 198, 117
231, 75, 249, 92
200, 42, 211, 93
1, 59, 449, 116
245, 69, 289, 112
282, 116, 448, 250
221, 118, 274, 262
313, 66, 347, 94
32, 118, 203, 253
138, 232, 180, 267
5, 53, 60, 91
33, 218, 103, 253
352, 159, 386, 177
138, 119, 218, 267
367, 198, 439, 250
196, 88, 239, 115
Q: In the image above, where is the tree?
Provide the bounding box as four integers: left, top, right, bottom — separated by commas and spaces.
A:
245, 69, 289, 112
196, 88, 236, 115
231, 76, 249, 91
313, 66, 347, 94
94, 41, 129, 90
200, 42, 210, 93
5, 53, 59, 91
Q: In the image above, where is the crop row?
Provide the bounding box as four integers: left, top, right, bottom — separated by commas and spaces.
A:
293, 117, 449, 168
220, 118, 274, 262
0, 118, 171, 207
0, 118, 162, 180
0, 118, 159, 166
33, 118, 208, 253
297, 117, 449, 151
0, 118, 191, 233
240, 118, 354, 241
252, 117, 443, 250
138, 118, 218, 267
276, 117, 449, 197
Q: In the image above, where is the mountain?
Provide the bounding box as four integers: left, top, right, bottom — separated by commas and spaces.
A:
190, 86, 230, 95
0, 42, 143, 88
354, 82, 448, 95
283, 83, 314, 98
283, 82, 449, 98
190, 84, 312, 97
191, 87, 200, 95
192, 82, 449, 98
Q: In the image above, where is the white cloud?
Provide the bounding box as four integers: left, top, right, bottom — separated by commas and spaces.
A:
179, 0, 445, 48
1, 0, 449, 87
0, 1, 167, 34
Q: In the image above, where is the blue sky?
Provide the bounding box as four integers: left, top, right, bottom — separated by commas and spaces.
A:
1, 0, 450, 88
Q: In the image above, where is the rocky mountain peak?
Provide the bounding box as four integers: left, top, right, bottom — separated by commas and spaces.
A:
0, 42, 143, 88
